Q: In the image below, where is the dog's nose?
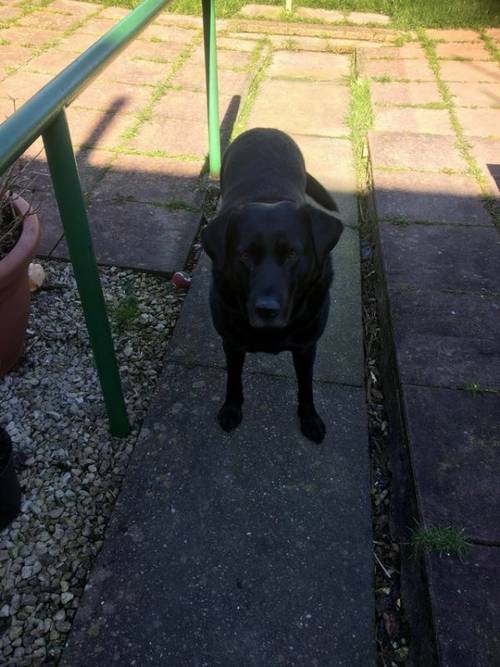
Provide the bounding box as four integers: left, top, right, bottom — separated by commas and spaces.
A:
255, 297, 280, 321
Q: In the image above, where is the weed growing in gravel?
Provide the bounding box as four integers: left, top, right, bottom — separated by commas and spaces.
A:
411, 525, 471, 557
109, 292, 140, 331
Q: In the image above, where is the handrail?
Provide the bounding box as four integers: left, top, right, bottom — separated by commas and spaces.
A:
0, 0, 167, 174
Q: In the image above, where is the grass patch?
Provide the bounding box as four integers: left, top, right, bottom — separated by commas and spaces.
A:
411, 525, 471, 557
109, 292, 140, 331
346, 62, 374, 184
480, 29, 500, 64
81, 0, 500, 27
231, 40, 271, 138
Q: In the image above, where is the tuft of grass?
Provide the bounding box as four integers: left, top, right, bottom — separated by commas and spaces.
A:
109, 292, 140, 331
231, 40, 271, 139
479, 29, 500, 65
346, 64, 374, 184
411, 525, 471, 558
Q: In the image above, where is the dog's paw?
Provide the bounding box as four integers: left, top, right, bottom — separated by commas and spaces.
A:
217, 403, 243, 432
298, 408, 326, 444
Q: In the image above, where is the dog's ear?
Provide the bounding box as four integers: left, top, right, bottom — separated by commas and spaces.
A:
305, 204, 344, 263
201, 212, 230, 270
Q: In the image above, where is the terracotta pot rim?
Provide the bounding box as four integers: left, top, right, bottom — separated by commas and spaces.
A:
0, 193, 40, 281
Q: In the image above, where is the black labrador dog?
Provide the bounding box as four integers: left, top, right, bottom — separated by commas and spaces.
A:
201, 128, 343, 443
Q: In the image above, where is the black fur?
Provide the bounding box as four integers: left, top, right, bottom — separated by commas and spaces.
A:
202, 128, 343, 443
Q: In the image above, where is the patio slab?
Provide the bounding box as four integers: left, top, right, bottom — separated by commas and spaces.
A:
51, 200, 202, 274
60, 365, 374, 667
447, 81, 500, 107
371, 170, 492, 225
439, 60, 500, 83
369, 131, 467, 171
248, 79, 350, 137
427, 545, 500, 667
91, 153, 202, 205
267, 51, 351, 81
373, 107, 454, 135
378, 223, 500, 293
370, 81, 442, 106
403, 385, 500, 542
455, 108, 500, 138
387, 288, 500, 389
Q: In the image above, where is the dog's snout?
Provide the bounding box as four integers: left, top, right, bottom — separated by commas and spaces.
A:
255, 297, 280, 321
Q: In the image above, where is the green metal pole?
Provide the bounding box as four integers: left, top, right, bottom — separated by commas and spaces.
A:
202, 0, 221, 178
42, 110, 130, 437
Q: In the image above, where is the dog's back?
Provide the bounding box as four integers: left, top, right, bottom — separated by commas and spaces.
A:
219, 128, 307, 212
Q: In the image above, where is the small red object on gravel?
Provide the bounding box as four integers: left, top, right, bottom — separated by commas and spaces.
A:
171, 271, 192, 288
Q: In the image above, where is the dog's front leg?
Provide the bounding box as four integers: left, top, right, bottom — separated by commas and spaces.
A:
292, 345, 326, 444
218, 341, 246, 432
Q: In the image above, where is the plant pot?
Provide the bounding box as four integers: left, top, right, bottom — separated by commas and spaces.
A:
0, 426, 21, 531
0, 194, 40, 375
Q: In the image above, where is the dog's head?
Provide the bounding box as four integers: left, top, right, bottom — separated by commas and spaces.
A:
201, 201, 343, 328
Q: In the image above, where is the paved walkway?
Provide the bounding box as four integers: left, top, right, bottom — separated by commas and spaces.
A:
1, 2, 499, 665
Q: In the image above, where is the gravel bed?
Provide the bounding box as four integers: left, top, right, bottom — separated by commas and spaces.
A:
0, 259, 186, 665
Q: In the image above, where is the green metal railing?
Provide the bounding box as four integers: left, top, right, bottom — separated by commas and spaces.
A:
0, 0, 221, 436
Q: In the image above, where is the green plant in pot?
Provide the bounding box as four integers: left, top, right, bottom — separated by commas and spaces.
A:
0, 161, 41, 375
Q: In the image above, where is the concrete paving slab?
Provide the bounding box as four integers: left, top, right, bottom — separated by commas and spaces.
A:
468, 137, 500, 194
51, 200, 201, 274
172, 64, 250, 94
428, 545, 500, 667
99, 57, 169, 86
248, 79, 350, 137
455, 107, 500, 138
447, 81, 500, 107
18, 10, 77, 31
91, 153, 202, 205
121, 39, 183, 61
439, 60, 500, 83
189, 44, 252, 69
60, 364, 374, 667
370, 81, 442, 105
348, 12, 390, 25
373, 107, 454, 135
388, 288, 500, 389
170, 224, 364, 387
56, 30, 104, 53
365, 43, 424, 59
78, 17, 117, 36
368, 131, 467, 171
426, 29, 480, 42
372, 170, 492, 225
435, 41, 492, 60
362, 58, 435, 81
0, 70, 52, 104
403, 385, 500, 542
0, 44, 34, 70
126, 116, 207, 157
23, 48, 85, 75
267, 51, 350, 81
238, 4, 283, 19
295, 7, 345, 23
73, 79, 153, 115
378, 223, 500, 293
65, 107, 132, 150
290, 135, 357, 225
